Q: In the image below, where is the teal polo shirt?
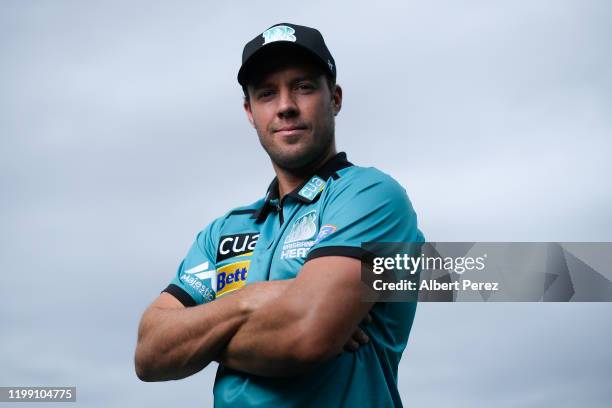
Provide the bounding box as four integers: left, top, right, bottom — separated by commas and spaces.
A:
163, 152, 425, 407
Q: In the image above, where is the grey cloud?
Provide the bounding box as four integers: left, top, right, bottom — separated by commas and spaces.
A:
1, 1, 611, 407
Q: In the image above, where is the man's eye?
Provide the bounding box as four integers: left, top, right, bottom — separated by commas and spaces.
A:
297, 83, 315, 90
257, 90, 275, 99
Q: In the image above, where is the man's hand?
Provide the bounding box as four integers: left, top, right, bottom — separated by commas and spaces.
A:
344, 313, 372, 352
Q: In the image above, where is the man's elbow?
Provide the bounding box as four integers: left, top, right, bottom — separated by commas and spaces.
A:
134, 347, 159, 382
135, 365, 155, 382
135, 343, 209, 382
134, 343, 175, 382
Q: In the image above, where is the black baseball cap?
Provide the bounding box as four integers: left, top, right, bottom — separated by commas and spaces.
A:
237, 23, 336, 87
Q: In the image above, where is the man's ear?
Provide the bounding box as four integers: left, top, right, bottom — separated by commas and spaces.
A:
243, 98, 255, 128
332, 84, 342, 116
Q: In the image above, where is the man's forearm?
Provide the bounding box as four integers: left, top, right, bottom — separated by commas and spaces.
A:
219, 292, 323, 377
135, 279, 294, 381
218, 257, 372, 378
137, 272, 358, 380
135, 291, 251, 381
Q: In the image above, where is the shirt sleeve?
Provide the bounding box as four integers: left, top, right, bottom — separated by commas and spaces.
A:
162, 217, 223, 307
305, 170, 425, 262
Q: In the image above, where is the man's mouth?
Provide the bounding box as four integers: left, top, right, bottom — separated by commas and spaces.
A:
274, 125, 308, 136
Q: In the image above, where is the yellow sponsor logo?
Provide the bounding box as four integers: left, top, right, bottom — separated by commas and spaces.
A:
216, 260, 249, 297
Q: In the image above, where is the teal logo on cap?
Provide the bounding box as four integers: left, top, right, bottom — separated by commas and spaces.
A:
262, 25, 297, 45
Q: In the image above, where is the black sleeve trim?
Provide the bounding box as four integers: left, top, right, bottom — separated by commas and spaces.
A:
162, 284, 197, 307
305, 246, 368, 262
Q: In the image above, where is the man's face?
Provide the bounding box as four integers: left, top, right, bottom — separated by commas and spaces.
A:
244, 60, 342, 172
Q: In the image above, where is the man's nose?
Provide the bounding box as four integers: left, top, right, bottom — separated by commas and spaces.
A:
277, 88, 299, 119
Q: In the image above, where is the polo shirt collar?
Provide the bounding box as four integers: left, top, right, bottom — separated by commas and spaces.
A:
252, 152, 353, 223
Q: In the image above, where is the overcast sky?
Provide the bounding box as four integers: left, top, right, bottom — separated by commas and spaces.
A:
1, 1, 611, 407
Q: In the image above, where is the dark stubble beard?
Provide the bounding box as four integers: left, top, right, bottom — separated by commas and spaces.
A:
258, 115, 336, 176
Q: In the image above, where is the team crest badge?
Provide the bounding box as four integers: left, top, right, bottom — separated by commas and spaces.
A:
262, 25, 297, 45
314, 224, 337, 244
285, 210, 317, 244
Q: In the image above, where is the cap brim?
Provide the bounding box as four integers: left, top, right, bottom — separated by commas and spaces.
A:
237, 42, 331, 87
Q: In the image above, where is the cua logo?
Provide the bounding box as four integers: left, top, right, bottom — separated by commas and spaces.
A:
298, 176, 325, 200
217, 233, 259, 262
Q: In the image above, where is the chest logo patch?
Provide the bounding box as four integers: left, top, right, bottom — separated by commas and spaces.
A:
217, 233, 259, 262
285, 210, 317, 244
281, 211, 318, 260
216, 260, 250, 297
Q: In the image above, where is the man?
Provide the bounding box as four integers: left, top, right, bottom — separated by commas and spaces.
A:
135, 23, 425, 407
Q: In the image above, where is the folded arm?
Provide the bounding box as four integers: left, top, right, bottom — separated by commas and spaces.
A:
134, 279, 290, 382
219, 256, 373, 377
135, 256, 370, 381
